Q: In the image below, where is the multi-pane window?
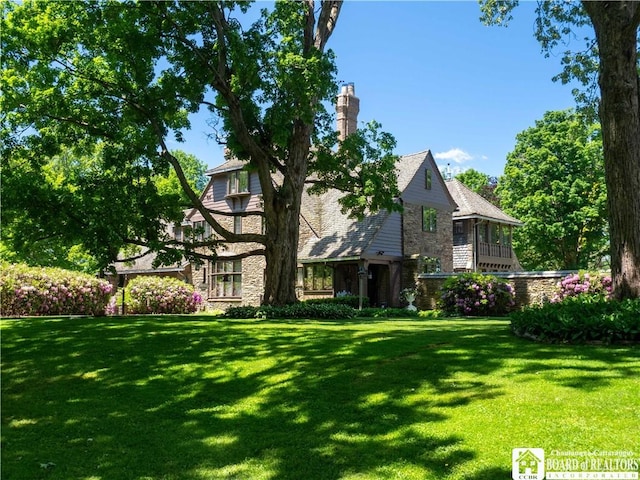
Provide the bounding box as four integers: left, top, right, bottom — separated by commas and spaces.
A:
501, 225, 512, 246
228, 170, 249, 195
233, 215, 242, 234
425, 169, 432, 190
210, 260, 242, 298
192, 221, 204, 241
422, 207, 437, 232
490, 223, 500, 244
173, 223, 183, 242
423, 256, 442, 273
303, 264, 333, 291
477, 223, 488, 243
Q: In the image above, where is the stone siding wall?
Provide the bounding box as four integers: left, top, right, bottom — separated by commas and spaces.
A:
416, 271, 580, 310
198, 213, 266, 310
402, 203, 453, 279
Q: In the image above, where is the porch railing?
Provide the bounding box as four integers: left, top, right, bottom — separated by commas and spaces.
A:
478, 242, 513, 258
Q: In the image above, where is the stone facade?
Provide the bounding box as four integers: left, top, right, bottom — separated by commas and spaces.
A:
402, 203, 453, 275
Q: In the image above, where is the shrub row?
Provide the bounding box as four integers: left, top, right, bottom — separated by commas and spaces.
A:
1, 263, 114, 316
125, 276, 202, 314
357, 307, 420, 318
510, 297, 640, 344
305, 295, 369, 309
224, 302, 357, 320
438, 273, 516, 316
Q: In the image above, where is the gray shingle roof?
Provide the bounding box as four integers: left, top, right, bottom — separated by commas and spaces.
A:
111, 247, 189, 275
298, 150, 433, 262
298, 187, 390, 261
446, 178, 522, 226
206, 158, 246, 176
396, 150, 428, 191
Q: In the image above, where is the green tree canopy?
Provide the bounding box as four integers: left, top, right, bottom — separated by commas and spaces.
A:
455, 169, 499, 207
480, 0, 640, 299
497, 110, 608, 270
1, 1, 400, 304
0, 146, 207, 272
153, 150, 209, 206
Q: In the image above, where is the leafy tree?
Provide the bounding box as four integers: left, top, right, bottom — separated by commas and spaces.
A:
1, 1, 401, 305
0, 146, 206, 272
153, 150, 209, 206
480, 0, 640, 299
497, 110, 608, 270
455, 169, 500, 207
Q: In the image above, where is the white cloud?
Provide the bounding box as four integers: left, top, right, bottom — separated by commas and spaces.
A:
433, 148, 473, 164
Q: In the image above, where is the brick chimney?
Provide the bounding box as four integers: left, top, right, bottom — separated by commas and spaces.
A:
336, 82, 359, 141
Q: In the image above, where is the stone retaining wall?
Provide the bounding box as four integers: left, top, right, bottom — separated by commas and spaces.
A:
416, 271, 583, 310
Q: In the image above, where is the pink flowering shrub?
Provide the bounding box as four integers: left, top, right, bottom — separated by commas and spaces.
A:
1, 263, 114, 317
125, 276, 202, 314
551, 272, 612, 303
439, 273, 516, 316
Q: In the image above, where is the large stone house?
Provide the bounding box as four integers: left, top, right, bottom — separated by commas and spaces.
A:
112, 84, 521, 308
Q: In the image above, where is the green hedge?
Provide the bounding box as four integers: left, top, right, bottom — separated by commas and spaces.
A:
510, 297, 640, 344
224, 302, 357, 320
304, 295, 369, 309
356, 307, 420, 318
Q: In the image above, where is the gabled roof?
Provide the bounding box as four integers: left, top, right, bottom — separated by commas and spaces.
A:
298, 188, 391, 262
396, 150, 428, 191
206, 157, 246, 176
445, 178, 522, 226
299, 149, 449, 262
396, 150, 457, 210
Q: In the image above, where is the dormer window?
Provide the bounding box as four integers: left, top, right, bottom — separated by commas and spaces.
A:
228, 170, 249, 196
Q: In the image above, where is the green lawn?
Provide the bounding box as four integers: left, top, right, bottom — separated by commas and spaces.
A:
2, 316, 638, 480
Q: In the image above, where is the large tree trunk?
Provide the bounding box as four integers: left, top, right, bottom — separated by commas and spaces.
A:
262, 199, 303, 306
256, 2, 342, 306
583, 1, 640, 300
261, 122, 310, 306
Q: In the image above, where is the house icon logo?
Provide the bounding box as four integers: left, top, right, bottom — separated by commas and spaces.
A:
512, 448, 545, 480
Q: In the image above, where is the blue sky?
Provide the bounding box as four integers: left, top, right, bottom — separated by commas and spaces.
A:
176, 1, 584, 178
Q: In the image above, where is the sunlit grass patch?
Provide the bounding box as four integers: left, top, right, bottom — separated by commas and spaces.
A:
2, 316, 638, 480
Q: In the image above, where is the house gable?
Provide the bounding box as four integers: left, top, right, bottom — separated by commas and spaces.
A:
398, 150, 457, 211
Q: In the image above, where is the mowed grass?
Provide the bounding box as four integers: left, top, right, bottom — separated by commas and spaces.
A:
1, 316, 638, 480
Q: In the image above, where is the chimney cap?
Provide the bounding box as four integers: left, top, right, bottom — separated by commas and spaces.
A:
340, 82, 356, 95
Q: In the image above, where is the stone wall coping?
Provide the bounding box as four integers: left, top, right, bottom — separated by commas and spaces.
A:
418, 270, 603, 280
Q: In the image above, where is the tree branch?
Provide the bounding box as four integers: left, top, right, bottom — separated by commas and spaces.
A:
314, 1, 342, 50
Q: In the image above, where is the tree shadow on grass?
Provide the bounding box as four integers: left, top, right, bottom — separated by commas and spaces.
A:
2, 316, 638, 479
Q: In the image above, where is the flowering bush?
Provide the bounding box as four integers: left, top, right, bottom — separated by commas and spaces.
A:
438, 273, 516, 316
125, 276, 202, 314
0, 263, 114, 317
551, 272, 612, 303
